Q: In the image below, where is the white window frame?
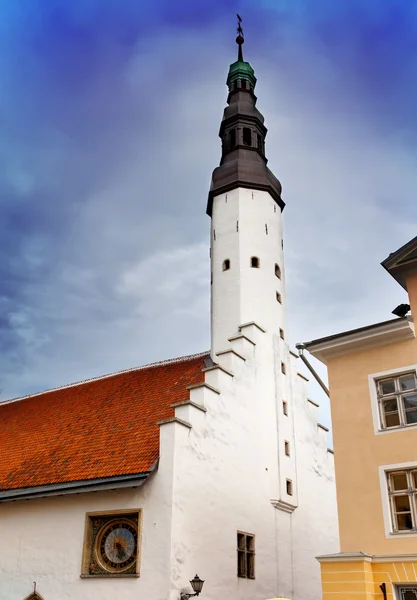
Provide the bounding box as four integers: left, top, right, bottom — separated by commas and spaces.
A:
396, 585, 417, 600
379, 461, 417, 539
369, 365, 417, 435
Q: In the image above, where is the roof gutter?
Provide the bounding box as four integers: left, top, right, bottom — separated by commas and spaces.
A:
0, 470, 154, 503
295, 344, 330, 398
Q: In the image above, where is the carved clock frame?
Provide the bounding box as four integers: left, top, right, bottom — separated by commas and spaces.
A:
80, 508, 142, 578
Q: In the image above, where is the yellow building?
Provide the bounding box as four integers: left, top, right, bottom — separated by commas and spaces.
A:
301, 236, 417, 600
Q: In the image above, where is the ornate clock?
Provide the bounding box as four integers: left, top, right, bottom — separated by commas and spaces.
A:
94, 518, 138, 573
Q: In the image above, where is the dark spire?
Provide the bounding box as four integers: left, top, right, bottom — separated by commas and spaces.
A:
206, 23, 284, 216
236, 14, 244, 62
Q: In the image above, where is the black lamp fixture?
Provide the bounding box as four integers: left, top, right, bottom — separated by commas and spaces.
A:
180, 575, 205, 600
392, 303, 410, 317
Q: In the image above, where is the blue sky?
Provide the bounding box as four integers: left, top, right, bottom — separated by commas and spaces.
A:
1, 0, 417, 429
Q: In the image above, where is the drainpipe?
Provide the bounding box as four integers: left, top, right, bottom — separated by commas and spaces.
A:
295, 344, 330, 398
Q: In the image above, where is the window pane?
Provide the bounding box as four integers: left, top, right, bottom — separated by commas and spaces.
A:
383, 398, 398, 412
391, 472, 408, 491
383, 404, 400, 427
400, 374, 416, 391
238, 550, 246, 577
246, 536, 254, 551
397, 512, 413, 530
380, 379, 396, 395
247, 553, 255, 579
405, 409, 417, 425
412, 472, 417, 489
404, 394, 417, 409
394, 495, 411, 512
237, 533, 245, 550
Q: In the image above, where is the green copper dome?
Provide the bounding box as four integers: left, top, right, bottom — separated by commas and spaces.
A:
227, 60, 257, 91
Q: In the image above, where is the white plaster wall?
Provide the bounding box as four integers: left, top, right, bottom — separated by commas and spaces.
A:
0, 424, 177, 600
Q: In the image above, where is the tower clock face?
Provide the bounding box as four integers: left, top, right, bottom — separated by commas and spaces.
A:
95, 519, 138, 573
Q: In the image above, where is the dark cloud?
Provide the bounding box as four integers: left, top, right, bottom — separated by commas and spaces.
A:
0, 0, 416, 443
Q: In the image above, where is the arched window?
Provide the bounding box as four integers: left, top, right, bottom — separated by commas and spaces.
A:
243, 127, 252, 146
250, 256, 260, 268
275, 263, 281, 279
222, 259, 231, 271
229, 129, 236, 148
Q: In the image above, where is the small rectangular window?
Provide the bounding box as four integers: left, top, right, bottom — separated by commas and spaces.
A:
280, 328, 284, 339
284, 441, 290, 456
237, 532, 255, 579
281, 362, 286, 375
282, 401, 288, 416
376, 372, 417, 430
286, 479, 293, 496
276, 292, 282, 303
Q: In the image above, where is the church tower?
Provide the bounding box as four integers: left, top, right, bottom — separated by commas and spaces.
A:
208, 23, 286, 358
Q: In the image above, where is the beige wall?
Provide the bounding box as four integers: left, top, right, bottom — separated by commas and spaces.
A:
328, 272, 417, 555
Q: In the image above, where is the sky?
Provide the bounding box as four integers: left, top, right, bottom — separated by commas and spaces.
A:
1, 0, 417, 431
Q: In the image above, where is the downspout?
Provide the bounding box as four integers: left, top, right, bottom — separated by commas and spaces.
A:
295, 344, 330, 398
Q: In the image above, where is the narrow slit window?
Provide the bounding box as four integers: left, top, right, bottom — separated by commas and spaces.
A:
286, 479, 293, 496
284, 441, 290, 456
281, 362, 286, 375
222, 259, 231, 271
257, 133, 262, 151
275, 264, 281, 279
283, 401, 288, 416
229, 129, 236, 148
237, 532, 255, 579
243, 127, 252, 146
276, 292, 282, 303
280, 328, 285, 339
241, 79, 247, 90
250, 256, 260, 268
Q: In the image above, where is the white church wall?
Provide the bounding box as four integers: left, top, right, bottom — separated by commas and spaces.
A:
166, 315, 338, 600
0, 446, 176, 600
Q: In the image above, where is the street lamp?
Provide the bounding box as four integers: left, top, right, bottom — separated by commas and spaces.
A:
180, 575, 205, 600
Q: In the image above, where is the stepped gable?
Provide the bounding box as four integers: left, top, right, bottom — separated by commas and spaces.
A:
0, 352, 208, 491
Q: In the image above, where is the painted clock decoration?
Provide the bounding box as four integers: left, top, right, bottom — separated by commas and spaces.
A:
87, 513, 139, 576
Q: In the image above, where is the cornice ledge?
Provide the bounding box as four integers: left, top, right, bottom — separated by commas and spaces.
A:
228, 333, 256, 346
238, 322, 267, 333
216, 348, 246, 361
271, 498, 297, 514
316, 552, 373, 564
156, 417, 192, 429
170, 400, 207, 413
307, 317, 415, 363
317, 551, 417, 564
202, 364, 234, 378
186, 382, 221, 395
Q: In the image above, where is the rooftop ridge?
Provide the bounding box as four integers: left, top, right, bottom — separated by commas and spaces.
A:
0, 350, 209, 407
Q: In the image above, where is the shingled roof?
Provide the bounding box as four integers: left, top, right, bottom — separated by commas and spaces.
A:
0, 352, 208, 498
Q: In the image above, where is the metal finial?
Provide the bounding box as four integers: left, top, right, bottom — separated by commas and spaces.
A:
236, 14, 244, 61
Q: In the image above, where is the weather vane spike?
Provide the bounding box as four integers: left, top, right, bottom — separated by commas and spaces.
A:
236, 14, 244, 61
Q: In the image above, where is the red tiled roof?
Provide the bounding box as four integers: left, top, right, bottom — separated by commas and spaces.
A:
0, 352, 208, 491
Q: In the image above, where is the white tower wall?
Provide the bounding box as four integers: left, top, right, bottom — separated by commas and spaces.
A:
210, 187, 285, 357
